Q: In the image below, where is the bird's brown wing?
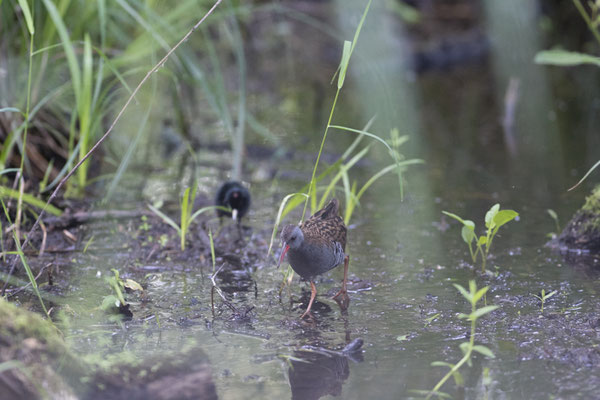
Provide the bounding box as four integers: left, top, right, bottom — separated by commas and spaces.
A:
302, 199, 347, 251
307, 198, 339, 221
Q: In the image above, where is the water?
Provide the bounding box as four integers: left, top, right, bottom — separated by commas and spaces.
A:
59, 148, 599, 399
23, 1, 600, 398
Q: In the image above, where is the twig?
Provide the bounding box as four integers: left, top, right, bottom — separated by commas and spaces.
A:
43, 209, 149, 228
39, 220, 47, 256
5, 263, 50, 298
1, 0, 223, 296
210, 264, 226, 316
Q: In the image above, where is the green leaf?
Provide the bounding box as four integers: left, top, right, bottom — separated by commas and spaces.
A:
18, 0, 35, 35
472, 345, 496, 358
101, 294, 120, 311
396, 334, 409, 341
469, 305, 500, 320
442, 210, 468, 225
431, 361, 455, 368
461, 223, 475, 244
478, 236, 487, 245
469, 280, 477, 296
472, 286, 489, 305
493, 210, 519, 229
459, 342, 470, 355
453, 283, 472, 302
485, 204, 500, 229
535, 49, 600, 67
124, 279, 143, 292
547, 209, 558, 221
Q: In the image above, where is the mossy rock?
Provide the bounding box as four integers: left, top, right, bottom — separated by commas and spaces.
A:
0, 299, 217, 399
0, 298, 85, 399
554, 186, 600, 253
85, 346, 218, 400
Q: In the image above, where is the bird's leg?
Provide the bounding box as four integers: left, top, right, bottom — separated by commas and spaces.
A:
333, 255, 350, 310
301, 281, 317, 319
236, 218, 243, 241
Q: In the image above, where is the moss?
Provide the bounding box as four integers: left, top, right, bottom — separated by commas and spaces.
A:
0, 298, 87, 398
0, 299, 64, 353
555, 185, 600, 252
581, 185, 600, 220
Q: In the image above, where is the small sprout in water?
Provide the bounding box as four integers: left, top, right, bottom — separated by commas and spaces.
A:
442, 204, 519, 272
532, 289, 557, 313
396, 334, 409, 341
421, 281, 499, 400
140, 215, 150, 231
148, 183, 220, 250
424, 313, 440, 327
159, 234, 169, 247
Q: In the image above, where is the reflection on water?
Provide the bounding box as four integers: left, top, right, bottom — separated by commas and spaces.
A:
288, 339, 363, 400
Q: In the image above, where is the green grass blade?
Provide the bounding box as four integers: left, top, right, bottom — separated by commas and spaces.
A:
148, 204, 181, 235
355, 159, 423, 202
337, 40, 352, 89
282, 159, 343, 217
189, 206, 223, 225
13, 233, 49, 317
77, 33, 94, 190
41, 0, 81, 104
329, 124, 396, 155
0, 186, 62, 216
568, 159, 600, 191
17, 0, 35, 34
180, 187, 191, 250
318, 145, 370, 210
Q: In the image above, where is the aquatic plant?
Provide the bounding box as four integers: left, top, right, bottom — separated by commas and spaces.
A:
443, 204, 519, 272
148, 184, 223, 250
414, 281, 499, 400
532, 289, 557, 313
101, 269, 142, 321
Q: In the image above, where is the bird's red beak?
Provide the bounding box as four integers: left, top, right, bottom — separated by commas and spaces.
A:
277, 243, 290, 269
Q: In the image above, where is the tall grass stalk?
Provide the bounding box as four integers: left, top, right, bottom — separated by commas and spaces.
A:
300, 0, 372, 221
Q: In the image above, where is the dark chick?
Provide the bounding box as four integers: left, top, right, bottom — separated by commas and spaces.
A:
215, 181, 251, 225
277, 198, 350, 318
